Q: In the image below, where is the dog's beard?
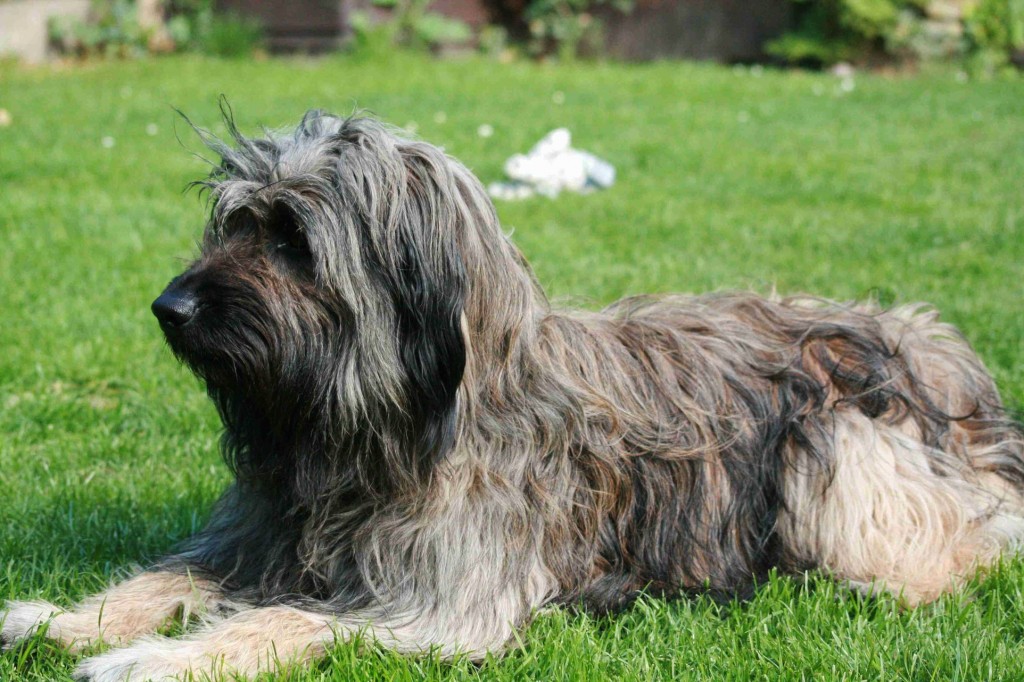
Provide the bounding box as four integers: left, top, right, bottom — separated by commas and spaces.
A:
164, 322, 264, 393
161, 299, 269, 392
159, 282, 354, 498
158, 270, 336, 412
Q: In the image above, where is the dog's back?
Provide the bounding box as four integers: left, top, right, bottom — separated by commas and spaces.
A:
531, 293, 1024, 608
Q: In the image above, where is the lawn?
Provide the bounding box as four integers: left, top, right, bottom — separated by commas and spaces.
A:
1, 53, 1023, 680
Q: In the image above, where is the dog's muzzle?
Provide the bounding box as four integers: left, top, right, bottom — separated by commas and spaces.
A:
152, 281, 199, 329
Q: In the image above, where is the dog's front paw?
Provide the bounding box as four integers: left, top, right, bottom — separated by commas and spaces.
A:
73, 636, 199, 682
1, 600, 63, 649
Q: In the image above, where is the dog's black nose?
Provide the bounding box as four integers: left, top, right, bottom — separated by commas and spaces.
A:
152, 287, 198, 328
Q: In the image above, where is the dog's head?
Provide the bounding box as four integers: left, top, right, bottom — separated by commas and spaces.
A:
153, 110, 522, 494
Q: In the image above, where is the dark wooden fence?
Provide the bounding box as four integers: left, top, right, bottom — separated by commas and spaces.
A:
215, 0, 350, 51
600, 0, 792, 62
218, 0, 793, 61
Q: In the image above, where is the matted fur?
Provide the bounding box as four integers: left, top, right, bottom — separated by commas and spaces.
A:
4, 110, 1024, 681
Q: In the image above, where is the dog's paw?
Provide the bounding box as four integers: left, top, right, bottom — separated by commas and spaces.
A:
73, 637, 198, 682
1, 600, 63, 650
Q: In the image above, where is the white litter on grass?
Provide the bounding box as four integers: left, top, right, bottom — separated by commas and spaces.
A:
830, 62, 855, 79
488, 128, 615, 200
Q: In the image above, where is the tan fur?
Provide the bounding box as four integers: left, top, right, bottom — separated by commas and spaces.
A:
2, 572, 221, 652
779, 410, 1023, 604
778, 305, 1024, 604
74, 607, 334, 681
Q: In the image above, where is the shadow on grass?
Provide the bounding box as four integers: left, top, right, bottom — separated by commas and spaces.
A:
0, 490, 209, 601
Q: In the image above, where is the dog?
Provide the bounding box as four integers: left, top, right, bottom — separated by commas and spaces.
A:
3, 110, 1024, 681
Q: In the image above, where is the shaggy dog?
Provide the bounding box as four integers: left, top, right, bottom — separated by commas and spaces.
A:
3, 111, 1024, 681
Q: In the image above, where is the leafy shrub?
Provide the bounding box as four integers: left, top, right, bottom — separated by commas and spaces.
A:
350, 0, 473, 54
525, 0, 634, 59
414, 11, 473, 46
191, 11, 264, 58
768, 0, 1024, 67
766, 0, 924, 66
477, 24, 510, 58
49, 0, 148, 58
966, 0, 1024, 66
47, 0, 263, 59
347, 10, 397, 59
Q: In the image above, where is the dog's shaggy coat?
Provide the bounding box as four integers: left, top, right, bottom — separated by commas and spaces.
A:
4, 111, 1024, 681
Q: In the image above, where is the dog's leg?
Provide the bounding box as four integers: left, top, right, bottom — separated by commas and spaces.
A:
73, 530, 553, 682
72, 605, 331, 682
72, 598, 527, 682
1, 570, 224, 652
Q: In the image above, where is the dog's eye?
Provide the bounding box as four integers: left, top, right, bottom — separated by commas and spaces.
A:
279, 230, 308, 253
270, 206, 309, 256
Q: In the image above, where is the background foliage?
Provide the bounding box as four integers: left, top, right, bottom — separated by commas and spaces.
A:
768, 0, 1024, 68
34, 0, 1024, 67
47, 0, 265, 58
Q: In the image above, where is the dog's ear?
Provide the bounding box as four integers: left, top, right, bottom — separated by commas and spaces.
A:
385, 145, 469, 478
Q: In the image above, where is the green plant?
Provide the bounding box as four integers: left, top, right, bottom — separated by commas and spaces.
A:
477, 24, 510, 58
966, 0, 1024, 67
414, 11, 473, 47
767, 0, 930, 66
351, 0, 473, 53
348, 10, 398, 59
525, 0, 633, 59
191, 11, 264, 58
765, 31, 852, 64
163, 0, 212, 47
48, 0, 148, 58
840, 0, 903, 38
45, 1, 263, 60
770, 0, 1024, 68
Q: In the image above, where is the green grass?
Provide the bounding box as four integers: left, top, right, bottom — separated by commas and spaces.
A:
1, 53, 1023, 680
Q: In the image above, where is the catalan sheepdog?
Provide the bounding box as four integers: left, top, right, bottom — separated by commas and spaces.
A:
4, 110, 1024, 681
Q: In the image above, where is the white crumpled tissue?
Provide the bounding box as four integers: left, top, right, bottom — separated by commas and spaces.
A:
488, 128, 615, 200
